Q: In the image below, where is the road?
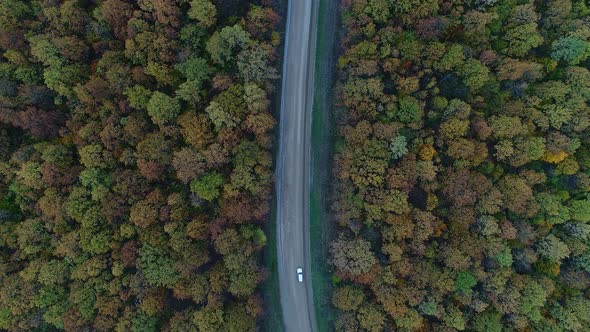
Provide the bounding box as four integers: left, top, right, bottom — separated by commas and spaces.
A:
275, 0, 318, 331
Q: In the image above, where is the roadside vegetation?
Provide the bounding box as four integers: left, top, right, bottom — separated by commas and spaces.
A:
310, 0, 339, 330
330, 0, 590, 331
0, 0, 281, 330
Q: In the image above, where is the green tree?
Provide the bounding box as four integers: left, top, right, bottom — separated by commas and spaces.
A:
489, 115, 527, 139
495, 246, 513, 268
70, 283, 96, 319
488, 149, 507, 170
223, 304, 256, 331
389, 135, 408, 160
439, 118, 469, 140
124, 85, 152, 109
356, 304, 386, 332
0, 0, 31, 33
147, 91, 181, 126
131, 311, 157, 332
64, 186, 93, 222
471, 310, 502, 332
455, 271, 477, 295
519, 280, 547, 323
174, 56, 211, 85
551, 37, 590, 65
536, 234, 570, 262
504, 23, 543, 56
569, 199, 590, 222
549, 304, 582, 331
396, 96, 424, 124
39, 144, 73, 167
193, 307, 224, 331
223, 253, 258, 297
138, 244, 179, 288
28, 34, 63, 67
206, 25, 252, 65
343, 77, 384, 118
79, 144, 111, 169
79, 168, 111, 200
176, 80, 202, 105
15, 161, 43, 190
459, 58, 489, 92
33, 286, 68, 329
43, 64, 87, 99
15, 218, 50, 256
236, 46, 278, 84
226, 140, 272, 197
205, 84, 246, 129
37, 260, 69, 286
395, 309, 423, 330
188, 0, 216, 28
418, 299, 438, 316
434, 44, 464, 71
443, 306, 466, 330
542, 104, 573, 129
566, 66, 590, 100
190, 171, 224, 201
79, 205, 111, 254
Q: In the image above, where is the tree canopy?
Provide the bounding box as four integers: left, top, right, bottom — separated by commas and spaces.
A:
0, 0, 281, 330
330, 0, 590, 330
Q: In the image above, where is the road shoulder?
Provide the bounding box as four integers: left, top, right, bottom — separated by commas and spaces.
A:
309, 0, 340, 331
262, 0, 289, 330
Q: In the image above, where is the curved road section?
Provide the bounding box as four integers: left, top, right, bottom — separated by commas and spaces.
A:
275, 0, 318, 331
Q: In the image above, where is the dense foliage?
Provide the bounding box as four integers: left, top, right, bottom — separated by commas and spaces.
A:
331, 0, 590, 331
0, 0, 280, 330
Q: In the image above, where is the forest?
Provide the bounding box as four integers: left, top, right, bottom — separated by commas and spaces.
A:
0, 0, 281, 330
330, 0, 590, 331
3, 0, 590, 331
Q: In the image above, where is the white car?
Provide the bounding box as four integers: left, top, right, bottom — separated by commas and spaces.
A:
297, 267, 304, 282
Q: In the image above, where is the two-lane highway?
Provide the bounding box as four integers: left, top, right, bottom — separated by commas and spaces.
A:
275, 0, 318, 331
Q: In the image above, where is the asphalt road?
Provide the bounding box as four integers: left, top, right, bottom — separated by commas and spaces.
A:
275, 0, 318, 331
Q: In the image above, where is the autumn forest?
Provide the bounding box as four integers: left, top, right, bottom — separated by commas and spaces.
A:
330, 0, 590, 331
1, 0, 590, 331
0, 0, 280, 330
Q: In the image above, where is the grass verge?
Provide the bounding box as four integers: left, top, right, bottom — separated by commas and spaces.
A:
310, 0, 339, 330
261, 0, 288, 330
262, 195, 284, 331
